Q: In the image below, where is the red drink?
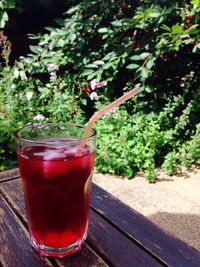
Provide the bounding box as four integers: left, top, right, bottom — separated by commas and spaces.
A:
17, 138, 95, 257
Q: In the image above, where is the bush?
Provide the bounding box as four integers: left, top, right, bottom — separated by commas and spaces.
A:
0, 0, 200, 181
95, 106, 200, 182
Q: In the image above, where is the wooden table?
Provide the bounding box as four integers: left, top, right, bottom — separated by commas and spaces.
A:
1, 169, 200, 267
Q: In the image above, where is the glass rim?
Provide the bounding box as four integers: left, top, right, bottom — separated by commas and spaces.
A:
14, 122, 96, 146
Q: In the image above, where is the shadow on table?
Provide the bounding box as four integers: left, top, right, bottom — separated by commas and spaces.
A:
148, 212, 200, 252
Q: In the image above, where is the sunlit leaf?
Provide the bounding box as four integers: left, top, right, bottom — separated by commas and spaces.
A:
126, 63, 140, 69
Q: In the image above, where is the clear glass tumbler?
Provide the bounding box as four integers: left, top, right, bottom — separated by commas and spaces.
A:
15, 123, 96, 257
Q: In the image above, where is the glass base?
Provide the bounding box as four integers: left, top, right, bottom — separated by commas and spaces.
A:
30, 231, 87, 258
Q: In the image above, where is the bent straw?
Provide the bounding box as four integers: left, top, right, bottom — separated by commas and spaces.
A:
80, 85, 141, 147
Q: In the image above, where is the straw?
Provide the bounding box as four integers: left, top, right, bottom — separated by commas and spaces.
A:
80, 85, 141, 147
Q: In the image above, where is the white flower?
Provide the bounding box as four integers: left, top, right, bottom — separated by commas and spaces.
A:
90, 79, 98, 89
47, 63, 59, 73
20, 70, 27, 81
190, 71, 195, 77
97, 80, 107, 88
13, 68, 19, 79
90, 92, 99, 101
26, 91, 33, 101
50, 72, 57, 80
90, 79, 107, 90
33, 114, 45, 121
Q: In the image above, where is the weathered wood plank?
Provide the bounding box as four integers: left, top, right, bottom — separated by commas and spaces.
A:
0, 179, 108, 267
0, 178, 26, 220
56, 244, 108, 267
0, 169, 19, 182
88, 209, 163, 267
91, 184, 200, 267
0, 194, 53, 267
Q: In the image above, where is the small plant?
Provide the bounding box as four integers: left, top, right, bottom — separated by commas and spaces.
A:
95, 98, 199, 182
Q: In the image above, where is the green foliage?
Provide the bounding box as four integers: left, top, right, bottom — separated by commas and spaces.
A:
0, 0, 200, 181
95, 109, 160, 182
95, 95, 200, 182
163, 123, 200, 174
0, 0, 15, 27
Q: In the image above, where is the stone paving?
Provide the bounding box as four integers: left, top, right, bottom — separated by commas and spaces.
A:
93, 167, 200, 251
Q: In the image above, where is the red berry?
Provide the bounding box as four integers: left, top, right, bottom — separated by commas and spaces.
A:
70, 110, 75, 115
160, 54, 167, 62
188, 23, 193, 28
186, 13, 192, 19
87, 88, 91, 93
82, 87, 87, 91
173, 53, 178, 58
132, 40, 137, 49
75, 100, 79, 105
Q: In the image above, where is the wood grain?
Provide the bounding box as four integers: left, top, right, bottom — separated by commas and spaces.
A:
0, 194, 53, 267
0, 179, 26, 220
56, 244, 108, 267
0, 169, 19, 182
91, 184, 200, 267
88, 209, 163, 267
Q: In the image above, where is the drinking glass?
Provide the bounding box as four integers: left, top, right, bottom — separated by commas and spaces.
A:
15, 123, 96, 257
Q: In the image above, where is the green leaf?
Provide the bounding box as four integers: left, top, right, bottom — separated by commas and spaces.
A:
45, 26, 55, 32
66, 5, 80, 14
80, 99, 87, 106
150, 10, 161, 18
185, 25, 199, 35
126, 63, 140, 69
88, 72, 98, 80
111, 20, 122, 27
141, 67, 150, 79
140, 52, 151, 59
85, 64, 99, 69
103, 62, 115, 70
144, 86, 153, 93
0, 0, 15, 9
171, 24, 183, 34
0, 11, 8, 28
103, 52, 116, 61
93, 60, 104, 65
192, 42, 200, 52
26, 91, 34, 101
80, 69, 94, 77
130, 55, 143, 61
146, 59, 155, 69
191, 0, 200, 7
29, 45, 40, 54
57, 39, 65, 47
98, 28, 108, 33
69, 33, 76, 42
96, 69, 103, 81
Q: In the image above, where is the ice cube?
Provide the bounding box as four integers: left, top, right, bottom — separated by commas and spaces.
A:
43, 149, 65, 161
